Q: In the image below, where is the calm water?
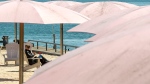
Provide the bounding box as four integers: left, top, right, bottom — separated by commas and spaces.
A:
0, 23, 93, 48
0, 0, 149, 49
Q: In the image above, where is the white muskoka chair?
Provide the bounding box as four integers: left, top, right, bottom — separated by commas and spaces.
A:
24, 42, 41, 71
3, 43, 19, 65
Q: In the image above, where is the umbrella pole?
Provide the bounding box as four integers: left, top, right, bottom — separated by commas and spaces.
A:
14, 23, 17, 43
60, 23, 63, 55
19, 23, 24, 84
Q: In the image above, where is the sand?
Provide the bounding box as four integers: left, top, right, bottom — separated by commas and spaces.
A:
0, 49, 59, 84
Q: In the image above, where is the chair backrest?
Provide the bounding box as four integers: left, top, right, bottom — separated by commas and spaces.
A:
6, 43, 19, 59
24, 53, 29, 65
24, 42, 33, 65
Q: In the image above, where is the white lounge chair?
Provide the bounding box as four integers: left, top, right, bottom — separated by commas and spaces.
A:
24, 53, 41, 71
24, 42, 41, 71
3, 43, 19, 65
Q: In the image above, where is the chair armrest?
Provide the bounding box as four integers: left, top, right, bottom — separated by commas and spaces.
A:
3, 54, 7, 57
28, 58, 41, 59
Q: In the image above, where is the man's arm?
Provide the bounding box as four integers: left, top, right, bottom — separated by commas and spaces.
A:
25, 50, 34, 58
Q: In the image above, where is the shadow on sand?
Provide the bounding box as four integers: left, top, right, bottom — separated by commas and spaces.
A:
7, 70, 34, 72
0, 64, 17, 67
0, 78, 18, 81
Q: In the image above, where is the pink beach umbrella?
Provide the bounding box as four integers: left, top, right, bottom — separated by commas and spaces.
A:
45, 1, 137, 19
69, 1, 138, 19
66, 2, 92, 12
68, 5, 150, 41
45, 1, 83, 8
86, 13, 150, 42
80, 1, 138, 19
0, 0, 89, 84
68, 6, 138, 33
84, 6, 150, 42
0, 1, 89, 24
24, 14, 150, 84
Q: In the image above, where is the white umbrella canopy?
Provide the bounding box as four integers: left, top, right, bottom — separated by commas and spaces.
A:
45, 1, 83, 8
67, 2, 92, 12
68, 5, 150, 36
84, 6, 150, 42
68, 6, 139, 33
68, 1, 138, 19
0, 0, 89, 24
86, 13, 150, 42
24, 14, 150, 84
79, 1, 138, 19
44, 1, 137, 19
0, 0, 89, 84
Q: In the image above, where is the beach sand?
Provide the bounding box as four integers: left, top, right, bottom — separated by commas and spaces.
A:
0, 49, 59, 84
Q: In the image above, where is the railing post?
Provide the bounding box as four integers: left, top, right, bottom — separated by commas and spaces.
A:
53, 43, 56, 49
46, 43, 47, 51
37, 41, 38, 49
32, 43, 34, 47
65, 46, 67, 53
55, 44, 57, 52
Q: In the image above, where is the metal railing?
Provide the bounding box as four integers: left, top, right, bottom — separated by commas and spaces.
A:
28, 40, 78, 53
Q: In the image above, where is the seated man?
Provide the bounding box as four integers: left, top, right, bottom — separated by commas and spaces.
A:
25, 45, 49, 66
